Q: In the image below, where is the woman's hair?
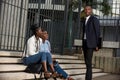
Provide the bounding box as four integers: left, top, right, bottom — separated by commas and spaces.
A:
30, 24, 41, 35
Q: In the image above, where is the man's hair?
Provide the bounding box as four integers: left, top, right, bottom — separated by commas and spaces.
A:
84, 5, 93, 9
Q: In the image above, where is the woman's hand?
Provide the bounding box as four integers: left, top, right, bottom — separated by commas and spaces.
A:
52, 58, 56, 62
41, 34, 46, 43
95, 47, 99, 51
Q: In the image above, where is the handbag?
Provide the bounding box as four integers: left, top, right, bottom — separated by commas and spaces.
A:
25, 63, 42, 74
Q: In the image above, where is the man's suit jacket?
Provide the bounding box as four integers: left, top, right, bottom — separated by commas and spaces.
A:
82, 15, 100, 48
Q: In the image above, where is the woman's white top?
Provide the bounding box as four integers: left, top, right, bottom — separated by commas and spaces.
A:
25, 35, 42, 57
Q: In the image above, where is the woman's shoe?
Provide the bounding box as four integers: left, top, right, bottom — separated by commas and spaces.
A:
67, 77, 74, 80
59, 74, 63, 78
51, 72, 59, 78
44, 72, 51, 79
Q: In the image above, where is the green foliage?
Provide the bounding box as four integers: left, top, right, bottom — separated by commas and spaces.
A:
100, 1, 112, 15
69, 0, 111, 16
69, 0, 79, 10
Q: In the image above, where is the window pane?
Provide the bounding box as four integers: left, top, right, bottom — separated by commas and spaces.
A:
52, 0, 63, 5
29, 0, 45, 3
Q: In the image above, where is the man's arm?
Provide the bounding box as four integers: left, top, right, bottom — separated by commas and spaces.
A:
93, 17, 101, 50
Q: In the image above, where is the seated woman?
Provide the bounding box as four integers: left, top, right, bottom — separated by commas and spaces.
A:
42, 31, 74, 80
23, 24, 57, 79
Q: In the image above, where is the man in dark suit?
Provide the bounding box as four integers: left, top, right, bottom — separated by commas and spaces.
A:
82, 5, 100, 80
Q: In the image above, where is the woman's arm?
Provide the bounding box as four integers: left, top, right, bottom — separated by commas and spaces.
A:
27, 39, 36, 56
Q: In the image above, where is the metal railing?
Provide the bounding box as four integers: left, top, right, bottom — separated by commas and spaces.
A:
0, 0, 81, 53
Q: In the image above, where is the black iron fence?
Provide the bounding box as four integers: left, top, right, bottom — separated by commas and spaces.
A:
0, 0, 81, 53
0, 0, 28, 51
0, 0, 120, 55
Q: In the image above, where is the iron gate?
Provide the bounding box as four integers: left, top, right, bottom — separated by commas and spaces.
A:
0, 0, 81, 53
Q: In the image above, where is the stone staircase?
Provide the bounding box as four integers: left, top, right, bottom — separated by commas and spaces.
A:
0, 51, 108, 80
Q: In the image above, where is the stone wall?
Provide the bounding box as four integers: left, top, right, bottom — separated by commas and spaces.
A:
94, 56, 120, 74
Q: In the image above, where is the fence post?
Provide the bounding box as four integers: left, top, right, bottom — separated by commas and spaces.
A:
77, 0, 82, 39
62, 0, 69, 54
17, 0, 23, 50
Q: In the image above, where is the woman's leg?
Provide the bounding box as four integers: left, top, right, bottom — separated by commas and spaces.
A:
25, 52, 48, 72
40, 53, 48, 72
46, 52, 55, 72
54, 61, 74, 80
24, 52, 43, 65
54, 61, 68, 79
37, 52, 51, 78
24, 52, 51, 78
46, 52, 59, 78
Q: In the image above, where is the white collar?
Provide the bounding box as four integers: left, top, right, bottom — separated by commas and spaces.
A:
85, 15, 91, 25
86, 15, 91, 19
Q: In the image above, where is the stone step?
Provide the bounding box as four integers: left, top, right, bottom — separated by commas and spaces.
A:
71, 73, 109, 80
0, 71, 107, 80
0, 72, 43, 80
0, 51, 104, 80
0, 64, 87, 72
0, 57, 22, 64
0, 64, 102, 75
92, 74, 120, 80
52, 55, 79, 60
0, 51, 79, 59
60, 64, 87, 69
57, 59, 84, 64
0, 51, 22, 57
74, 54, 84, 60
0, 57, 84, 64
65, 69, 103, 75
0, 64, 26, 72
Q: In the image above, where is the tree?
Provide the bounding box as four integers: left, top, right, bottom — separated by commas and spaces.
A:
71, 0, 111, 18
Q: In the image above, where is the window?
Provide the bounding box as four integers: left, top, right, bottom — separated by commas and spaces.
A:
52, 0, 64, 5
29, 0, 45, 4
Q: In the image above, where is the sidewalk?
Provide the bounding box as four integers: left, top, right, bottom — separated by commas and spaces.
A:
93, 74, 120, 80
